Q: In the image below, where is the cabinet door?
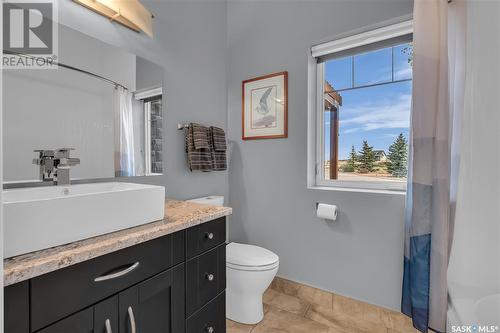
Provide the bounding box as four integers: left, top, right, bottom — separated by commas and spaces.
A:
37, 308, 94, 333
119, 264, 185, 333
94, 296, 119, 333
4, 281, 29, 333
38, 296, 118, 333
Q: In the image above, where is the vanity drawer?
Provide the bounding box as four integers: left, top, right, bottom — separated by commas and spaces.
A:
186, 244, 226, 316
31, 231, 185, 332
186, 217, 226, 259
186, 291, 225, 333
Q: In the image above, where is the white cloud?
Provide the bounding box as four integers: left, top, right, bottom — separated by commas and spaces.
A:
340, 94, 411, 133
395, 67, 412, 79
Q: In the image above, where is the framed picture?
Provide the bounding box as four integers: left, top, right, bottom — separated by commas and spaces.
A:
242, 71, 288, 140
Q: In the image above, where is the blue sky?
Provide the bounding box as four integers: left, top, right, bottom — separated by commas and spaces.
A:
324, 44, 412, 160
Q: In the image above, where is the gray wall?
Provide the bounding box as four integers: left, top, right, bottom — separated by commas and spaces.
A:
57, 0, 229, 200
136, 56, 163, 91
227, 0, 412, 310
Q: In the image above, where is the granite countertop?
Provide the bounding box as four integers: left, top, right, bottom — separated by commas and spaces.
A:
4, 200, 232, 286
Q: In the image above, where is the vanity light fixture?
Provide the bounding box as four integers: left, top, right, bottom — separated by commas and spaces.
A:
73, 0, 154, 37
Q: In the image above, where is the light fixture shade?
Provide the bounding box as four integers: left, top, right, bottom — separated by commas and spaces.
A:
73, 0, 153, 37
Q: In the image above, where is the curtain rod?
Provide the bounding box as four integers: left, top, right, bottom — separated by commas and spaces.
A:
3, 50, 129, 90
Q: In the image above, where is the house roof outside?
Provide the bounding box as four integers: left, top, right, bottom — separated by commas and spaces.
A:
324, 80, 342, 109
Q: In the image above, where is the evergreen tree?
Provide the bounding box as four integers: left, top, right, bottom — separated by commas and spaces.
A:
343, 145, 357, 172
358, 140, 376, 173
387, 133, 408, 177
348, 146, 357, 168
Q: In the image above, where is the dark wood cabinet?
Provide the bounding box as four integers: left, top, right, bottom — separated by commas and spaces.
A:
186, 245, 226, 317
94, 296, 119, 333
37, 308, 94, 333
38, 296, 118, 333
4, 218, 227, 333
31, 232, 184, 331
186, 218, 226, 259
118, 264, 185, 333
186, 292, 225, 333
4, 281, 29, 333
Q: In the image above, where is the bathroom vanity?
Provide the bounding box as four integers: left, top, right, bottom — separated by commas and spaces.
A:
3, 200, 231, 333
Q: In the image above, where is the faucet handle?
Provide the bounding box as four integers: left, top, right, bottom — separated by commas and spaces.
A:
33, 150, 55, 166
33, 149, 55, 157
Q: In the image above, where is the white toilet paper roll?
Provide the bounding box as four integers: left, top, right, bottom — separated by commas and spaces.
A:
316, 203, 338, 221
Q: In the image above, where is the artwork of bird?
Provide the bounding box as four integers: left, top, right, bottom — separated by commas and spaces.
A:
256, 87, 273, 115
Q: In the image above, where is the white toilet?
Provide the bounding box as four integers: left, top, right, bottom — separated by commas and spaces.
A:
226, 242, 279, 324
187, 196, 279, 325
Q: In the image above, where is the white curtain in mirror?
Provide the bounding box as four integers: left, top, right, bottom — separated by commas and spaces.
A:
115, 87, 140, 176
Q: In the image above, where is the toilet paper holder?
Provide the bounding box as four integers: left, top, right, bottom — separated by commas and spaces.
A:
315, 202, 338, 221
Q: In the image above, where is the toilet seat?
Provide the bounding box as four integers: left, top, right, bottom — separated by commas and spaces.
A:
227, 261, 279, 271
226, 242, 279, 271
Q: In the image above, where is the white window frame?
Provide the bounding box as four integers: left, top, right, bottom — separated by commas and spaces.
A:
144, 100, 153, 175
308, 19, 413, 193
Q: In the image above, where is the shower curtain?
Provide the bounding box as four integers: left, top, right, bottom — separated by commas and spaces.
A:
115, 86, 136, 177
402, 0, 466, 332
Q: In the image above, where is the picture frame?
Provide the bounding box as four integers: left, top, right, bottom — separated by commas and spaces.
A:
242, 71, 288, 140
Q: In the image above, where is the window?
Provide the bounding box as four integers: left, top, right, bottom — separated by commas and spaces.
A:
311, 21, 413, 191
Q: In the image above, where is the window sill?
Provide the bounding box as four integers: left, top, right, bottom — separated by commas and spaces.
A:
307, 185, 407, 196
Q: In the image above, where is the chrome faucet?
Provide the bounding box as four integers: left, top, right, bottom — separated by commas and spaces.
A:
33, 148, 80, 185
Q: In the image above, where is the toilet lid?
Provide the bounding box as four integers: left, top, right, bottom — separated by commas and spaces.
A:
226, 242, 279, 267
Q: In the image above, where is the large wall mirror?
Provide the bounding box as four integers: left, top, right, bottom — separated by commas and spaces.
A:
2, 24, 164, 183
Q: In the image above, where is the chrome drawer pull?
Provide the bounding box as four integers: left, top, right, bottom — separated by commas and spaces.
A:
94, 262, 140, 282
206, 232, 214, 240
205, 326, 214, 333
128, 306, 137, 333
206, 273, 215, 282
105, 319, 113, 333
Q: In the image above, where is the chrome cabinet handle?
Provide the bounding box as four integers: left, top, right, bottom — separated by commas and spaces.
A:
105, 319, 112, 333
94, 262, 140, 282
206, 273, 215, 282
206, 232, 214, 240
206, 326, 214, 333
128, 306, 137, 333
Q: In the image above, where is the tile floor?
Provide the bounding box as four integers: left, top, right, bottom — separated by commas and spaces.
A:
227, 277, 421, 333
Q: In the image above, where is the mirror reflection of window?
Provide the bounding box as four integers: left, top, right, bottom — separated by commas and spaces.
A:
142, 95, 163, 175
116, 86, 163, 177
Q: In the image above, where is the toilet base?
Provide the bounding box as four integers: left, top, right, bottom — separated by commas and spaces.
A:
225, 265, 278, 325
226, 291, 264, 325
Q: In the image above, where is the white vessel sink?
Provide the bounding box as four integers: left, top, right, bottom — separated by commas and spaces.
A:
3, 182, 165, 258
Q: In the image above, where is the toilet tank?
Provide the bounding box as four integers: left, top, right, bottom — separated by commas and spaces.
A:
187, 195, 224, 207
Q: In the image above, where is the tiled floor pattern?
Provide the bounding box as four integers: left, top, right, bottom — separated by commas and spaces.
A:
227, 277, 421, 333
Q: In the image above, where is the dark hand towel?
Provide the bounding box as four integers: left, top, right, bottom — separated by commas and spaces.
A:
191, 123, 210, 149
210, 126, 227, 151
209, 126, 227, 171
185, 124, 213, 171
